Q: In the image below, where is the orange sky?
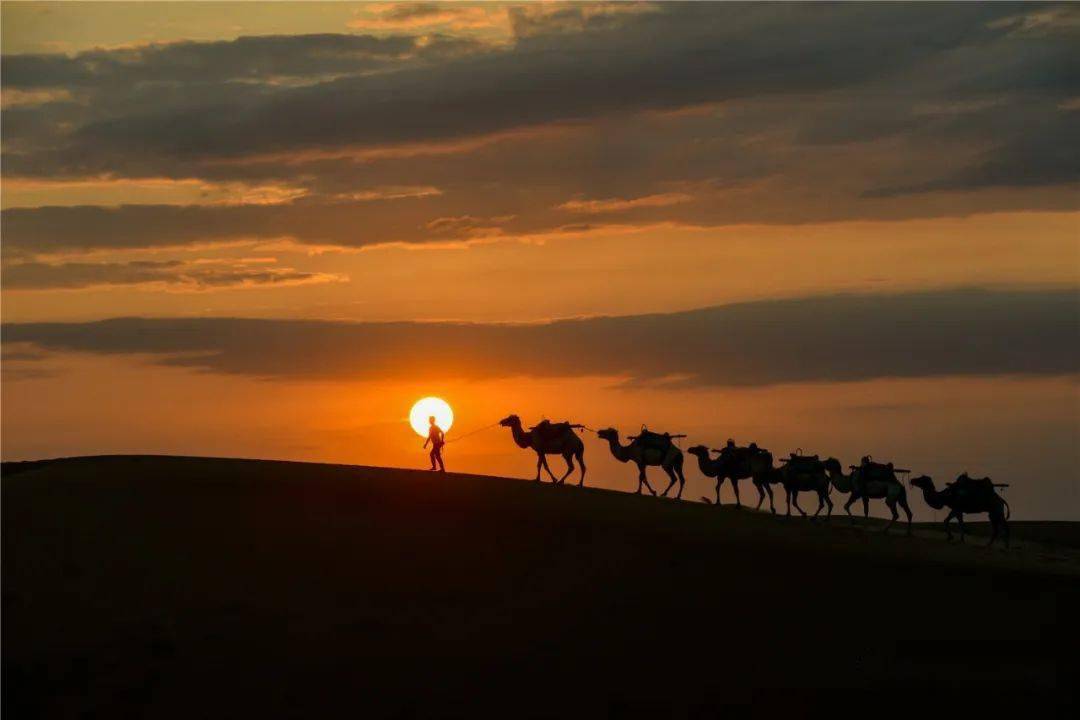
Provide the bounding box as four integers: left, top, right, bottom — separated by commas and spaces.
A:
2, 2, 1078, 518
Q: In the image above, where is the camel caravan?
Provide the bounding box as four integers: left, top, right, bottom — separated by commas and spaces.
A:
498, 415, 1012, 547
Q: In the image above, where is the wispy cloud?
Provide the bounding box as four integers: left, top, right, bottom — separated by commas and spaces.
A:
1, 258, 344, 291
557, 193, 693, 214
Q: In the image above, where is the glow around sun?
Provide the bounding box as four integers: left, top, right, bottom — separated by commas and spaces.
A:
409, 397, 454, 438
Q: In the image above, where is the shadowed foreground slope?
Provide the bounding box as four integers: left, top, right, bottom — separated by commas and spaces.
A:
3, 456, 1077, 716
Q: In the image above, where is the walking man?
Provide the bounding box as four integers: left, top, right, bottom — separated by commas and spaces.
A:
423, 415, 446, 472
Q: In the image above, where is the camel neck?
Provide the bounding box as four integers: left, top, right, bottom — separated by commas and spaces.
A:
605, 434, 630, 462
509, 423, 532, 449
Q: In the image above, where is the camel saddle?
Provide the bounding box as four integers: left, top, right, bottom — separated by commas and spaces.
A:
727, 446, 763, 464
530, 420, 573, 441
857, 459, 897, 482
946, 474, 998, 500
785, 453, 822, 473
629, 428, 676, 453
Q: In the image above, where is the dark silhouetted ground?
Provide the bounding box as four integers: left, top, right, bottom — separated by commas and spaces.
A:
4, 456, 1077, 717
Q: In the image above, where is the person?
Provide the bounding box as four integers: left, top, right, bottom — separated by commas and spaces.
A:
423, 415, 445, 472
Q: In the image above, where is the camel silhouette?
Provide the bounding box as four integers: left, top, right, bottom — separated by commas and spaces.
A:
778, 454, 833, 518
597, 428, 686, 498
498, 415, 586, 485
911, 474, 1010, 547
688, 446, 728, 504
688, 445, 775, 510
823, 458, 913, 535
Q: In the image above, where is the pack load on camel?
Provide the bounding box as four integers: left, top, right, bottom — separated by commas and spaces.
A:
784, 450, 823, 472
849, 455, 909, 481
947, 473, 1008, 500
530, 419, 583, 442
628, 426, 685, 453
711, 441, 769, 465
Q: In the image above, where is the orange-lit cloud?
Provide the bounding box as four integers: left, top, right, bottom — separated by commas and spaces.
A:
556, 193, 693, 214
2, 258, 344, 292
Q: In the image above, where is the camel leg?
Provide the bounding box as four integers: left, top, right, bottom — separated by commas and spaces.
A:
899, 495, 913, 536
765, 484, 776, 514
988, 506, 1010, 548
534, 455, 544, 482
883, 498, 898, 534
659, 465, 678, 498
791, 490, 807, 517
576, 450, 587, 487
844, 494, 856, 521
862, 496, 870, 519
557, 453, 574, 485
675, 462, 687, 500
731, 478, 742, 509
715, 478, 723, 506
943, 509, 958, 541
636, 464, 656, 496
540, 455, 559, 483
824, 487, 833, 518
812, 489, 826, 519
754, 481, 765, 510
640, 466, 656, 496
956, 513, 966, 543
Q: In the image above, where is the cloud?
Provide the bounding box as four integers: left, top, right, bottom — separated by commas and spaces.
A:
1, 3, 1076, 257
0, 33, 459, 89
4, 289, 1076, 386
556, 193, 693, 214
1, 259, 342, 291
349, 3, 507, 32
47, 4, 1025, 161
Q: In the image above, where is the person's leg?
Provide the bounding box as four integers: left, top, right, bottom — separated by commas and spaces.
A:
435, 447, 445, 472
429, 447, 438, 470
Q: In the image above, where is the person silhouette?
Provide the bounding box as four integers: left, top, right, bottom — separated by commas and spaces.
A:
423, 415, 445, 472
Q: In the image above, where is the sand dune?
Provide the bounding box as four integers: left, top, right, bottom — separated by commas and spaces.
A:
4, 456, 1076, 716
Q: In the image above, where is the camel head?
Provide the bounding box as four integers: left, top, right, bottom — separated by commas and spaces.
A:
498, 414, 521, 428
596, 427, 619, 442
910, 475, 934, 491
687, 445, 710, 458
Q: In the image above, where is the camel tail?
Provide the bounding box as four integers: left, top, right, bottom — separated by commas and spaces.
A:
1002, 496, 1011, 520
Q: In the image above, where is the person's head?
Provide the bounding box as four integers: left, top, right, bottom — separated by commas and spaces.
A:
429, 415, 436, 426
726, 439, 735, 448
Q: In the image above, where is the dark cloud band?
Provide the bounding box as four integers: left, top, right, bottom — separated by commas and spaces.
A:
4, 289, 1076, 386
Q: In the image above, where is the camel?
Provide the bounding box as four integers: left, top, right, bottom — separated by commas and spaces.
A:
498, 415, 586, 485
823, 458, 913, 535
597, 428, 686, 498
910, 474, 1010, 547
778, 454, 833, 518
688, 445, 776, 510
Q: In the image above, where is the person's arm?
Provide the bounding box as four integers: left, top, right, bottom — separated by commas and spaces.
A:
423, 436, 430, 448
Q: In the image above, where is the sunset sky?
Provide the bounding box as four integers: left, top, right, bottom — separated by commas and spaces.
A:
2, 2, 1077, 518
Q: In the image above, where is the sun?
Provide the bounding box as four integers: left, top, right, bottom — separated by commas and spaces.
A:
409, 396, 454, 438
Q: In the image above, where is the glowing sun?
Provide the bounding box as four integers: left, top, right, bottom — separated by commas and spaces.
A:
409, 396, 454, 438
